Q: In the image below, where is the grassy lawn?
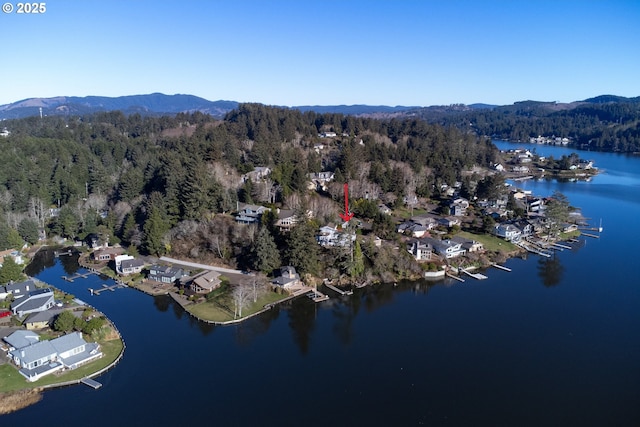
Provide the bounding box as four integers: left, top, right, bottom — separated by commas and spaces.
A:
457, 231, 518, 253
0, 338, 124, 393
186, 291, 289, 323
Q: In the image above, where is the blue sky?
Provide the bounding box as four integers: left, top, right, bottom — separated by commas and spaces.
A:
1, 0, 639, 106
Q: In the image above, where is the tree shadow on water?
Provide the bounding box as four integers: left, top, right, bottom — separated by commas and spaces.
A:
537, 253, 564, 287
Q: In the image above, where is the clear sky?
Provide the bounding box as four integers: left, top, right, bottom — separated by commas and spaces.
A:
1, 0, 639, 107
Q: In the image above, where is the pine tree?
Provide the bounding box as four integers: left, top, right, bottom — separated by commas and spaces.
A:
143, 207, 170, 256
251, 227, 281, 274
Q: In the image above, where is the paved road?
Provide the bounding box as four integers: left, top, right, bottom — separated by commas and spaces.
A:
159, 256, 248, 275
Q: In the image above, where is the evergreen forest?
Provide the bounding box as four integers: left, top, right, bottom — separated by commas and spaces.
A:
0, 104, 502, 279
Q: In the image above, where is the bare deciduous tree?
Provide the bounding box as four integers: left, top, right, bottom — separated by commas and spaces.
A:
232, 282, 253, 318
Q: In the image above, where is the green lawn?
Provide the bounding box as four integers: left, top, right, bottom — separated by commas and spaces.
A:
456, 231, 519, 253
0, 338, 124, 393
186, 291, 289, 323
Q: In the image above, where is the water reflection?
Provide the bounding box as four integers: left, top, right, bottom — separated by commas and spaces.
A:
58, 251, 81, 275
537, 253, 564, 287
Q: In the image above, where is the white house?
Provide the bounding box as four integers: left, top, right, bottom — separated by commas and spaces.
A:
493, 223, 522, 242
8, 331, 102, 382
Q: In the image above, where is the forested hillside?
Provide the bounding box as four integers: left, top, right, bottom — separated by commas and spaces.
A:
0, 104, 499, 278
412, 97, 640, 153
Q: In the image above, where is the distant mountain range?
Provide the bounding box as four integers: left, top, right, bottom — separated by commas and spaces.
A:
1, 92, 639, 121
0, 93, 238, 120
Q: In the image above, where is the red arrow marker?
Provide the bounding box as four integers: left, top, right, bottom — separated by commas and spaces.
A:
339, 182, 354, 222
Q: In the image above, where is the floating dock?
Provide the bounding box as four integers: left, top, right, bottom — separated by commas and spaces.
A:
461, 269, 488, 280
492, 264, 511, 272
80, 377, 102, 389
62, 271, 97, 282
89, 283, 126, 295
581, 232, 600, 239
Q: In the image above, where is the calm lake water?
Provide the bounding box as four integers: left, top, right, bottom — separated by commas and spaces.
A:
5, 141, 640, 426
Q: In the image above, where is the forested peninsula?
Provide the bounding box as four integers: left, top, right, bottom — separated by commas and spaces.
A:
0, 105, 511, 282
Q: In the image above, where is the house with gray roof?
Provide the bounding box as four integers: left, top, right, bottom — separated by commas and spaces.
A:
4, 279, 37, 300
8, 331, 102, 382
235, 203, 270, 224
3, 330, 40, 350
119, 258, 145, 275
148, 264, 185, 284
272, 266, 301, 289
11, 288, 55, 317
25, 308, 66, 330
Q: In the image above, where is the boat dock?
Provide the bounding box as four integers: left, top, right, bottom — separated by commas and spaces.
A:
492, 264, 511, 272
89, 283, 126, 295
80, 377, 102, 389
582, 232, 600, 238
307, 289, 329, 303
324, 283, 353, 296
62, 271, 98, 282
461, 269, 488, 280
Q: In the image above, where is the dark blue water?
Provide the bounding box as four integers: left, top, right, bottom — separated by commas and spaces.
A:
4, 142, 640, 426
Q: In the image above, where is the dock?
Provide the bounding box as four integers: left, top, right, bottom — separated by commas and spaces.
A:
581, 232, 600, 239
324, 283, 353, 296
80, 377, 102, 389
461, 269, 488, 280
445, 272, 465, 282
62, 271, 97, 282
307, 289, 329, 303
492, 264, 511, 272
89, 283, 126, 295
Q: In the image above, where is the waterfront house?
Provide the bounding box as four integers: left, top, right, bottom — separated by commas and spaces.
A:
11, 288, 55, 317
93, 246, 124, 262
8, 331, 102, 382
190, 270, 222, 294
407, 239, 433, 261
493, 223, 522, 242
115, 255, 145, 275
148, 264, 185, 284
451, 236, 484, 253
272, 266, 301, 289
422, 237, 466, 259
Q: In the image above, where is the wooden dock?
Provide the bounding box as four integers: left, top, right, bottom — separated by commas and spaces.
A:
307, 289, 329, 303
582, 232, 600, 239
80, 377, 102, 389
62, 271, 97, 282
90, 283, 126, 295
492, 264, 511, 272
324, 283, 353, 296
